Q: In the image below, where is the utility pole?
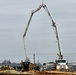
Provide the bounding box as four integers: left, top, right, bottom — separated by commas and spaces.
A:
33, 53, 35, 64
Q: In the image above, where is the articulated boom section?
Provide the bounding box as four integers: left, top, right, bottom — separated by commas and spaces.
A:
23, 4, 43, 38
23, 2, 63, 59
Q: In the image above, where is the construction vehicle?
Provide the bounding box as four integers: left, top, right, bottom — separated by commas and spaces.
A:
22, 2, 69, 71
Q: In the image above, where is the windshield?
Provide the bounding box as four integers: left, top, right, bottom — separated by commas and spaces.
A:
56, 60, 66, 63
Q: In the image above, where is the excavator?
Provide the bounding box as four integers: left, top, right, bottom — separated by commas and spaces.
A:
22, 2, 69, 71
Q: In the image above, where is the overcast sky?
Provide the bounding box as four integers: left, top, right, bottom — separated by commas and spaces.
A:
0, 0, 76, 63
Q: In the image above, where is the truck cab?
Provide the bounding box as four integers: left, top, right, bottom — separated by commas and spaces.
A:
55, 59, 69, 71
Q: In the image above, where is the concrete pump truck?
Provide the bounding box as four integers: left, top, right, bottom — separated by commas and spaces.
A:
22, 2, 69, 71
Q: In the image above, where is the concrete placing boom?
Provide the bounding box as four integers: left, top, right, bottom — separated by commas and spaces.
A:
42, 4, 63, 59
23, 2, 63, 60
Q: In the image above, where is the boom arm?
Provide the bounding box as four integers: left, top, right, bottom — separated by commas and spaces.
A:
23, 5, 43, 38
23, 3, 63, 59
43, 4, 63, 59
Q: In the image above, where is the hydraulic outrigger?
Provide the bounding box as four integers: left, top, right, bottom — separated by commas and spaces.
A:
23, 2, 63, 60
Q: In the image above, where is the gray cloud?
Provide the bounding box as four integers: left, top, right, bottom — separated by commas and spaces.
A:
0, 0, 76, 63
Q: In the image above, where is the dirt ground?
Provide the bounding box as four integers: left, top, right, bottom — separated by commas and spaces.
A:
0, 70, 76, 75
0, 70, 35, 74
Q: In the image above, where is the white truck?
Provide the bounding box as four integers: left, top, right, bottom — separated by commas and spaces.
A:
23, 2, 69, 71
55, 59, 69, 71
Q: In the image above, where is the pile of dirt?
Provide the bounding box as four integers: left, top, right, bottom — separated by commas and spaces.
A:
0, 70, 35, 74
0, 70, 21, 74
